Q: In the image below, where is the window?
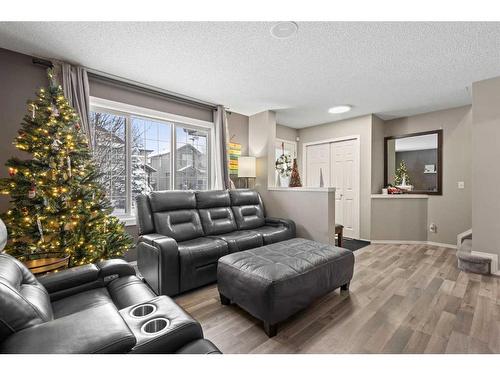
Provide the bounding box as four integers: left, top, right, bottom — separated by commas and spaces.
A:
90, 98, 213, 219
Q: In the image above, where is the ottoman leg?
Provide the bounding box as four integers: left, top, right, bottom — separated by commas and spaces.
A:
264, 322, 278, 338
219, 293, 231, 305
341, 282, 350, 292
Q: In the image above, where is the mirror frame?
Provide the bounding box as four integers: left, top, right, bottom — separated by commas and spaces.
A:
384, 129, 443, 195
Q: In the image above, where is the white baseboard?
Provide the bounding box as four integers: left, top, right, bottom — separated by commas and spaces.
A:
370, 240, 457, 249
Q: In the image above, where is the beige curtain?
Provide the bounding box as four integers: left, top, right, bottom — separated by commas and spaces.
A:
213, 105, 231, 189
53, 61, 93, 149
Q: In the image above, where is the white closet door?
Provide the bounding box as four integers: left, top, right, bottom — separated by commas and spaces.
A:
330, 139, 359, 239
306, 143, 330, 187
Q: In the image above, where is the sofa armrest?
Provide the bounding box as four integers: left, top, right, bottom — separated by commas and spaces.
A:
137, 234, 180, 296
38, 259, 136, 300
265, 217, 296, 237
176, 339, 222, 354
0, 304, 136, 354
38, 263, 100, 295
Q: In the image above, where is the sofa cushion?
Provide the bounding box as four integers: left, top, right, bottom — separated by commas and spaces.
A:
197, 190, 237, 235
149, 190, 197, 212
153, 209, 204, 242
250, 225, 293, 245
52, 288, 112, 319
178, 237, 229, 292
0, 254, 53, 340
209, 230, 263, 253
230, 190, 265, 230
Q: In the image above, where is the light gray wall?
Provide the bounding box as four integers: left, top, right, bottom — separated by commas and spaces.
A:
297, 115, 373, 240
371, 115, 385, 194
371, 198, 428, 241
0, 48, 47, 213
227, 112, 249, 156
264, 191, 336, 245
89, 77, 213, 122
276, 124, 298, 142
472, 76, 500, 259
383, 106, 472, 245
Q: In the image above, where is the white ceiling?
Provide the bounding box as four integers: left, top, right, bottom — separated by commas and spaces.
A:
395, 134, 437, 152
1, 22, 500, 128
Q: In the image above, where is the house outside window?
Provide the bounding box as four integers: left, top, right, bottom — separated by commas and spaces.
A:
90, 98, 213, 222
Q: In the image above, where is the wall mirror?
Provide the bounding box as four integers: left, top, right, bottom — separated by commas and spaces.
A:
384, 130, 443, 195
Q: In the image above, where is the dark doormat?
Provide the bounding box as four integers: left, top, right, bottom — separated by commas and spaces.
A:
338, 238, 371, 251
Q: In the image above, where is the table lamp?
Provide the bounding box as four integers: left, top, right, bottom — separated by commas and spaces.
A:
238, 156, 256, 188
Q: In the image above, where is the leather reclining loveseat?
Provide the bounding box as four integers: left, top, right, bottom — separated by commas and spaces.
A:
0, 219, 220, 354
136, 189, 296, 296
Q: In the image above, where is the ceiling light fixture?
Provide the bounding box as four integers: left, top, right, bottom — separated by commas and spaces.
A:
328, 105, 352, 114
270, 22, 298, 39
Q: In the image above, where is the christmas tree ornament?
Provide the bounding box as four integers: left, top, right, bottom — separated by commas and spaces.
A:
52, 139, 62, 150
75, 123, 81, 130
8, 167, 17, 177
36, 217, 44, 242
28, 185, 36, 199
67, 156, 72, 178
31, 104, 37, 119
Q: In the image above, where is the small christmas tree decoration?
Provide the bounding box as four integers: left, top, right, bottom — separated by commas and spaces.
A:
289, 158, 302, 187
394, 160, 411, 186
0, 69, 132, 266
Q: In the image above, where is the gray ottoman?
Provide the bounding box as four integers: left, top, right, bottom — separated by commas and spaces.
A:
217, 238, 355, 337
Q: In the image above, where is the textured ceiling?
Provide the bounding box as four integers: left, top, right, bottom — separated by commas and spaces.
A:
1, 22, 500, 128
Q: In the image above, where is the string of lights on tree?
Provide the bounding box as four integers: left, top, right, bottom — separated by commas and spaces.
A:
0, 69, 132, 266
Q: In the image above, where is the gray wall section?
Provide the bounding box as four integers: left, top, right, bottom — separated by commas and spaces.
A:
371, 198, 428, 241
381, 106, 472, 245
227, 111, 249, 156
297, 115, 373, 240
371, 115, 385, 194
276, 124, 298, 142
0, 48, 47, 213
89, 77, 213, 122
472, 76, 500, 259
395, 149, 438, 191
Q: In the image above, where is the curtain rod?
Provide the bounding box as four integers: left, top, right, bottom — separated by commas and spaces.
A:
32, 57, 218, 111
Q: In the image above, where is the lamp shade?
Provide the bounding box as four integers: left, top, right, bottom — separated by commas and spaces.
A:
238, 156, 256, 178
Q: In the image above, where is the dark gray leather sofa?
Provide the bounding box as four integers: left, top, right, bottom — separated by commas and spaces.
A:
136, 189, 296, 296
0, 219, 220, 354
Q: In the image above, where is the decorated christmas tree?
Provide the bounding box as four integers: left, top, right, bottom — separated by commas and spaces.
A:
289, 158, 302, 187
394, 160, 411, 186
0, 70, 132, 266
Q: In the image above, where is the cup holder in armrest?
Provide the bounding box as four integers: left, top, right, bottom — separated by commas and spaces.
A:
130, 303, 156, 318
141, 318, 170, 335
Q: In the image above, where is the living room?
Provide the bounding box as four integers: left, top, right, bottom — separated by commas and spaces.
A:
1, 2, 500, 374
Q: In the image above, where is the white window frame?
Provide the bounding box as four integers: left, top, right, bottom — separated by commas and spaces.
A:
90, 97, 214, 225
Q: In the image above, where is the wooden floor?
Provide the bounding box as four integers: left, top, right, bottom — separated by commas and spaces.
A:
174, 244, 500, 353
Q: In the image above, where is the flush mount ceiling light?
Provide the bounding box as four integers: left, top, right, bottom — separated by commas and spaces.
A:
270, 22, 298, 39
328, 105, 352, 114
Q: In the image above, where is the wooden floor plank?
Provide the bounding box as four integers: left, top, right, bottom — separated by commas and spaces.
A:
175, 243, 500, 354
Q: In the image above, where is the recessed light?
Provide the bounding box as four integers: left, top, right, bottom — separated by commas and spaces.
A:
328, 105, 352, 114
270, 22, 298, 39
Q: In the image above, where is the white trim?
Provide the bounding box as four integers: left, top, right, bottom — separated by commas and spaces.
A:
268, 187, 336, 192
90, 96, 214, 129
302, 135, 361, 240
471, 251, 500, 276
370, 240, 457, 249
371, 194, 429, 199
